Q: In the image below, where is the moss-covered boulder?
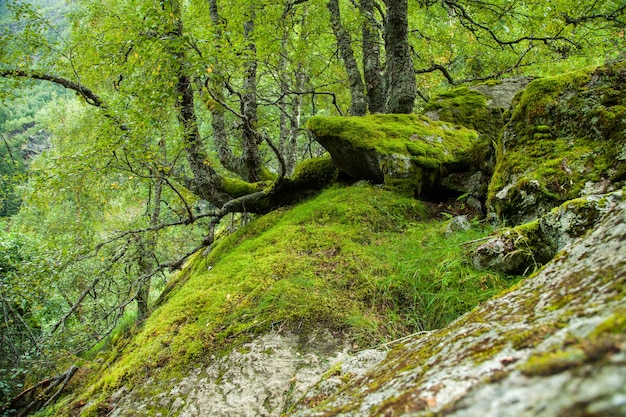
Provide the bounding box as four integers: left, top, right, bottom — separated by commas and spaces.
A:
472, 189, 624, 275
289, 199, 626, 417
488, 62, 626, 224
307, 114, 481, 197
423, 77, 532, 143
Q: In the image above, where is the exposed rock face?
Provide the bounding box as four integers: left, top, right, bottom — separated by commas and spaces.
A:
108, 331, 350, 417
288, 200, 626, 416
307, 114, 481, 197
20, 128, 50, 160
488, 62, 626, 224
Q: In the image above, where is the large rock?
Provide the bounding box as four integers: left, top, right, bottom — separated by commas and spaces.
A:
471, 189, 624, 275
423, 77, 533, 143
307, 114, 481, 197
288, 200, 626, 416
488, 62, 626, 224
107, 331, 349, 417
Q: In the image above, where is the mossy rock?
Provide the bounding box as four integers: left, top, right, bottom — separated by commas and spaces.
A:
423, 78, 532, 140
488, 62, 626, 224
472, 189, 625, 275
288, 200, 626, 417
307, 114, 480, 197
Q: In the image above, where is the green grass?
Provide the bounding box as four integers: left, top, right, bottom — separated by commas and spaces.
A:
62, 183, 513, 413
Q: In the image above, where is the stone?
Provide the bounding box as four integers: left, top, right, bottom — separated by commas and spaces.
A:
307, 114, 480, 197
488, 62, 626, 225
289, 200, 626, 416
107, 331, 350, 417
472, 190, 625, 275
446, 215, 471, 235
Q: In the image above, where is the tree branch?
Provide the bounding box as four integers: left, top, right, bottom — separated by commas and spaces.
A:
0, 69, 104, 107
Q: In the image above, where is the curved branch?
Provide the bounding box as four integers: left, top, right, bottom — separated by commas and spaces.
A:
442, 0, 578, 48
0, 69, 104, 107
415, 45, 534, 85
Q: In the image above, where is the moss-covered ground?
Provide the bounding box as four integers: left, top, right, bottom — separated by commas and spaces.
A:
55, 183, 512, 416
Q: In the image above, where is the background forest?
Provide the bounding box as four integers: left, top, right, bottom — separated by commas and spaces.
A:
0, 0, 624, 412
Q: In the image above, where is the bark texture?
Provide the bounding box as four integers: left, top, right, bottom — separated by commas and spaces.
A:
383, 0, 417, 113
328, 0, 367, 116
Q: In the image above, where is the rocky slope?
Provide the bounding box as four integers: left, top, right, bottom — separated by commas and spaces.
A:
288, 198, 626, 416
33, 61, 626, 417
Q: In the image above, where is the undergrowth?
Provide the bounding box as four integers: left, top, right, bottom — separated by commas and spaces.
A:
62, 183, 512, 414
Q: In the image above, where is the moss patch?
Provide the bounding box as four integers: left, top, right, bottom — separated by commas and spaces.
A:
307, 114, 480, 196
62, 183, 512, 416
422, 86, 499, 140
488, 62, 626, 224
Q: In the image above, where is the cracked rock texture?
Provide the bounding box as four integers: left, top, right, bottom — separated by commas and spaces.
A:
109, 332, 350, 417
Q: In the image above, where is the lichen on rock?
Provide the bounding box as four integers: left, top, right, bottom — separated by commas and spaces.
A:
471, 189, 624, 275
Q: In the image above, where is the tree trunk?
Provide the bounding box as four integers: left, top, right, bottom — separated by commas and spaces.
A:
135, 172, 162, 323
166, 0, 232, 206
240, 9, 266, 182
286, 69, 305, 175
208, 0, 250, 179
328, 0, 367, 116
361, 0, 385, 113
383, 0, 416, 114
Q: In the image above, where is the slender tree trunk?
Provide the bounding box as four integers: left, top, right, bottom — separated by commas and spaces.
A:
167, 0, 231, 206
278, 30, 292, 175
208, 0, 246, 177
361, 0, 385, 113
328, 0, 367, 116
383, 0, 416, 113
287, 68, 305, 175
135, 172, 162, 323
240, 9, 266, 182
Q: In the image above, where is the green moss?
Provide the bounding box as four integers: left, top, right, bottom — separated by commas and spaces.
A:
291, 154, 338, 189
422, 86, 504, 146
307, 114, 477, 163
221, 176, 267, 197
307, 114, 480, 195
60, 183, 514, 416
488, 62, 626, 223
519, 348, 587, 376
589, 309, 626, 337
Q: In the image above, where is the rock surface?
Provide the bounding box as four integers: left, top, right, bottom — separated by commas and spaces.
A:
307, 114, 480, 196
488, 62, 626, 224
108, 331, 350, 417
471, 189, 624, 274
287, 200, 626, 416
423, 77, 532, 141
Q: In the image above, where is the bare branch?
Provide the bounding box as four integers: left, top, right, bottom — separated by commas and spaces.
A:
0, 69, 104, 107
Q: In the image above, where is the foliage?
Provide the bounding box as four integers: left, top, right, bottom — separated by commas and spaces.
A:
0, 0, 622, 412
0, 227, 44, 409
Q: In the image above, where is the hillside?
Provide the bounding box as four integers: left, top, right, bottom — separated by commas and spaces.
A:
43, 183, 509, 416
13, 60, 626, 417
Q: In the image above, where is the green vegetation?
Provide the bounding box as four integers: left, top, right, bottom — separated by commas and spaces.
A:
0, 0, 624, 413
66, 183, 510, 413
307, 114, 480, 194
488, 62, 626, 223
422, 87, 496, 136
